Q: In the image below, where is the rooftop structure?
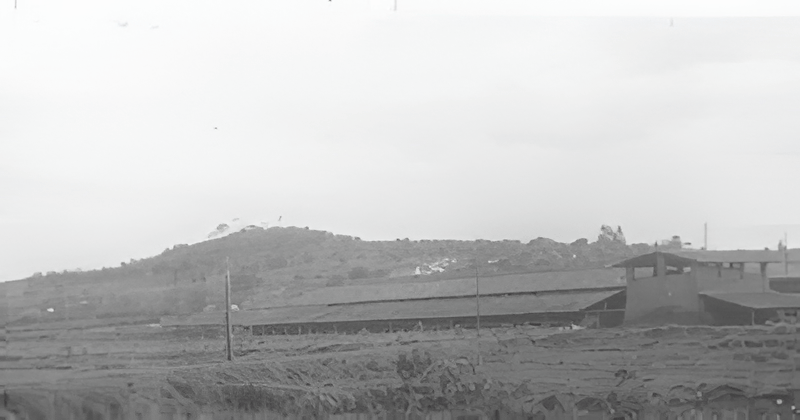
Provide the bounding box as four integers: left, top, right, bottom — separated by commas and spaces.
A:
611, 250, 791, 268
611, 251, 800, 326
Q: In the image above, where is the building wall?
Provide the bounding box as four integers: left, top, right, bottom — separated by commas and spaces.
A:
624, 273, 699, 324
700, 296, 754, 326
596, 310, 625, 327
251, 312, 587, 336
695, 266, 767, 293
624, 264, 776, 325
769, 277, 800, 293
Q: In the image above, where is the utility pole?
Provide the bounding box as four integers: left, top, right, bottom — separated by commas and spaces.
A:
225, 257, 234, 362
785, 232, 789, 276
475, 257, 480, 337
474, 256, 482, 366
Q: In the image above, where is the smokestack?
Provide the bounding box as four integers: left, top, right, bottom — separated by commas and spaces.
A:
704, 223, 708, 250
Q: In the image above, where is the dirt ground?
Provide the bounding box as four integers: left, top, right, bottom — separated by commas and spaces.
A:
3, 321, 799, 412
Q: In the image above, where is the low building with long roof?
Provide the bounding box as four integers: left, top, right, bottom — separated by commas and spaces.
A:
162, 268, 629, 333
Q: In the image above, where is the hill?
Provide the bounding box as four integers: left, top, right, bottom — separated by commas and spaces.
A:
1, 225, 653, 326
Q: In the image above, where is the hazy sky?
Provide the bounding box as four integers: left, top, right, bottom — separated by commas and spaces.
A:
2, 0, 800, 281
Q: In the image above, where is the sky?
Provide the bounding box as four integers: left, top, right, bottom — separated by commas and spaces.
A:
2, 0, 800, 281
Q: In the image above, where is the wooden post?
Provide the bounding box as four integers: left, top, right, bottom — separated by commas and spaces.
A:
225, 257, 234, 362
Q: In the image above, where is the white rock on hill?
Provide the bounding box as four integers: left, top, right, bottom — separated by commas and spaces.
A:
204, 217, 271, 241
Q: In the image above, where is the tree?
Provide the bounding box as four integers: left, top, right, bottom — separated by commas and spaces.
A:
326, 275, 346, 287
598, 225, 616, 242
615, 226, 626, 245
598, 225, 626, 245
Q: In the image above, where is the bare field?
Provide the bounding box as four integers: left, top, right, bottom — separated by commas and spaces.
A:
3, 320, 799, 405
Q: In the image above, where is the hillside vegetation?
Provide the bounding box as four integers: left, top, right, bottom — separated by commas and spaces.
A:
2, 225, 652, 326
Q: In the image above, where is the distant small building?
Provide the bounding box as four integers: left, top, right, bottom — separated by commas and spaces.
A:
612, 250, 800, 326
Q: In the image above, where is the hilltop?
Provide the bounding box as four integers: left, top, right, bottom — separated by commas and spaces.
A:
2, 224, 653, 326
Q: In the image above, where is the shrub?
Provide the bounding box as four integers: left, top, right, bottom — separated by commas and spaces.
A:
266, 256, 288, 270
326, 275, 346, 287
347, 267, 370, 280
